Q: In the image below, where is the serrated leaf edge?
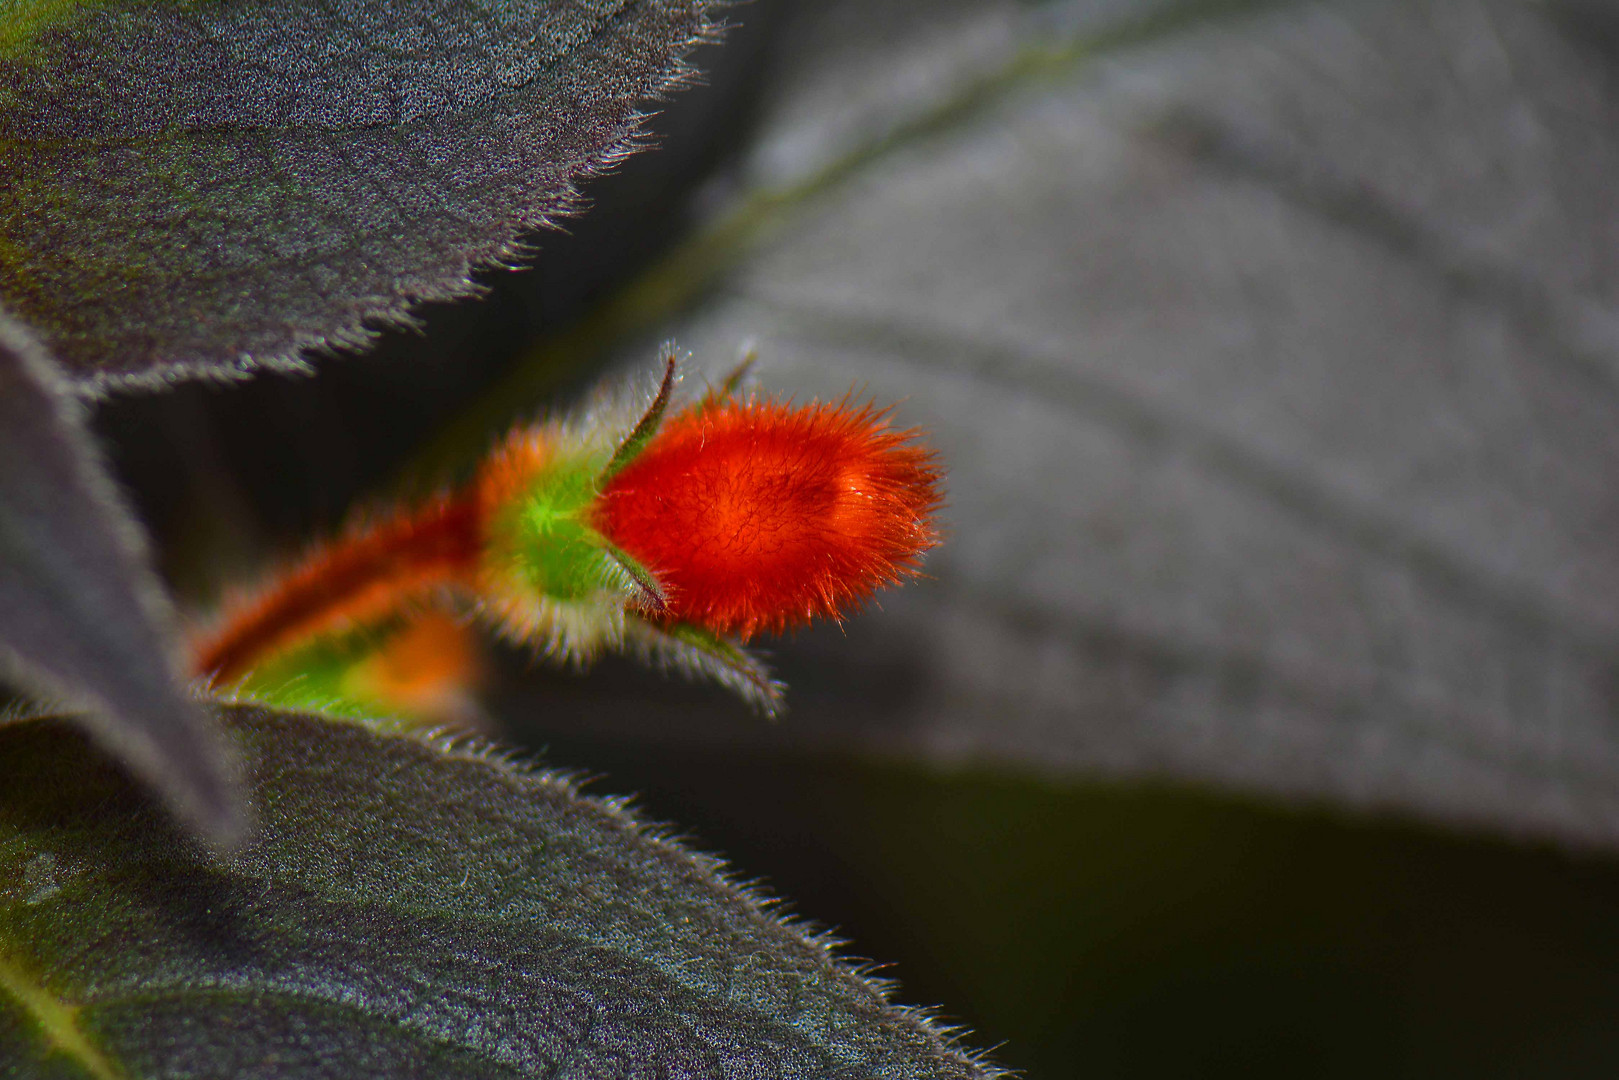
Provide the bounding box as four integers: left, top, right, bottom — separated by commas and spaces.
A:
76, 2, 731, 395
405, 719, 1009, 1077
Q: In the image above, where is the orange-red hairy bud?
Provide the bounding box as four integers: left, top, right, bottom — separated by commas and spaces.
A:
594, 397, 942, 641
189, 351, 944, 723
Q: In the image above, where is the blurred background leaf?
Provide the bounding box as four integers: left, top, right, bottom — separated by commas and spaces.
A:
0, 706, 996, 1077
593, 3, 1619, 1068
504, 0, 1619, 844
85, 0, 1619, 1074
0, 0, 719, 387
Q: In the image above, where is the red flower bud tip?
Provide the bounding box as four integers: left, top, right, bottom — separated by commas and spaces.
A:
593, 395, 943, 641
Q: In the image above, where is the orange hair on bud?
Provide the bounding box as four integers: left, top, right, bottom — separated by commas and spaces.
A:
192, 495, 482, 686
593, 396, 942, 641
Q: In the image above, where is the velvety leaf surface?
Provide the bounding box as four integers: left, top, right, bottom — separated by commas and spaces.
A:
0, 312, 240, 844
0, 0, 716, 388
0, 705, 997, 1078
514, 0, 1619, 846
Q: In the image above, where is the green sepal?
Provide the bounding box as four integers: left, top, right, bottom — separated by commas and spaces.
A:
624, 618, 785, 718
601, 541, 668, 614
699, 346, 757, 410
599, 347, 679, 482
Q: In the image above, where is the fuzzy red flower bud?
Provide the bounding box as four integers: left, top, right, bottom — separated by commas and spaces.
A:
188, 354, 946, 721
593, 396, 942, 641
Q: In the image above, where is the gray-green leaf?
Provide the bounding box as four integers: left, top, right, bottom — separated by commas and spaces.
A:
554, 0, 1619, 846
0, 0, 717, 389
0, 705, 998, 1078
0, 310, 241, 845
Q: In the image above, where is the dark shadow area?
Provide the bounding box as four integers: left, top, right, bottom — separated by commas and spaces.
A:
513, 734, 1619, 1079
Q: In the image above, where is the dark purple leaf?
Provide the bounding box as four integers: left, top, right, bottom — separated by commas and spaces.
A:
0, 0, 719, 388
0, 311, 242, 843
0, 705, 1000, 1079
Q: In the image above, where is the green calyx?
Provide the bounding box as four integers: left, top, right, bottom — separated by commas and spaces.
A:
484, 452, 666, 615
485, 359, 680, 614
488, 456, 616, 603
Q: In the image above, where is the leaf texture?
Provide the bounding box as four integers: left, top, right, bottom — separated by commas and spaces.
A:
0, 0, 718, 388
548, 0, 1619, 846
0, 311, 241, 844
0, 705, 998, 1078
